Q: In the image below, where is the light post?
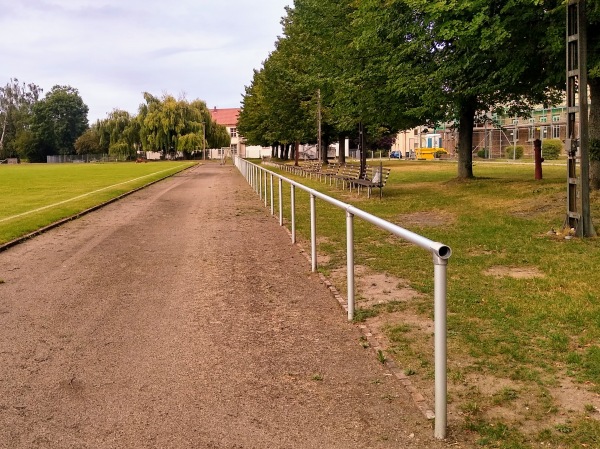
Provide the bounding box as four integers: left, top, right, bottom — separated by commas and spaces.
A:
512, 126, 517, 161
201, 121, 206, 160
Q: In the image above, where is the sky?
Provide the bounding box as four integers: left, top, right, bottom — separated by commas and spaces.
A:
0, 0, 290, 122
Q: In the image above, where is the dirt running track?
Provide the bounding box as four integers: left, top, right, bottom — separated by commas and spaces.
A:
0, 164, 446, 448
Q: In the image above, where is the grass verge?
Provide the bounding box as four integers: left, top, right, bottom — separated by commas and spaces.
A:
267, 159, 600, 448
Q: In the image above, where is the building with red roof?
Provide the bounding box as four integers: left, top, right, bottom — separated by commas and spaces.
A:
210, 107, 246, 157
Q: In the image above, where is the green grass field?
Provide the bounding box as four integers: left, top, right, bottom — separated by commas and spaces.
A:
269, 159, 600, 448
0, 161, 196, 245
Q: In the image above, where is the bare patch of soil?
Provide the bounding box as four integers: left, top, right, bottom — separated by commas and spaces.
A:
395, 211, 456, 228
483, 265, 545, 279
330, 265, 422, 308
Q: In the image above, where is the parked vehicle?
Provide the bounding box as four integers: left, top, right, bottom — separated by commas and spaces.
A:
390, 151, 402, 159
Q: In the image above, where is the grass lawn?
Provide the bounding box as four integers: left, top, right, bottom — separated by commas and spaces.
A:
0, 161, 196, 245
268, 159, 600, 448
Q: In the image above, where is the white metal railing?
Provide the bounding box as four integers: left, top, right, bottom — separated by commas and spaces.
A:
234, 156, 452, 439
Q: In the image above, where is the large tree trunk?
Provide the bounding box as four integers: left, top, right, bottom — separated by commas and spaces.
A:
322, 135, 329, 164
457, 97, 477, 179
294, 141, 299, 166
589, 78, 600, 190
338, 135, 346, 164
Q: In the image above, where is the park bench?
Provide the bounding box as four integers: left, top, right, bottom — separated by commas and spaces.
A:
298, 160, 322, 178
319, 162, 340, 183
329, 164, 361, 190
352, 164, 391, 198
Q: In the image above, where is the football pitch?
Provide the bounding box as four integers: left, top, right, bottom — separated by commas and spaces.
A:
0, 161, 196, 245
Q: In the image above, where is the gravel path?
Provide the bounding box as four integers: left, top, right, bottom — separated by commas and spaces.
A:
0, 163, 446, 448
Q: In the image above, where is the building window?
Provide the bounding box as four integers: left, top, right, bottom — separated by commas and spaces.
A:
528, 118, 535, 124
540, 116, 548, 123
552, 115, 560, 123
528, 127, 535, 141
230, 127, 237, 138
552, 125, 561, 139
512, 119, 518, 125
541, 126, 548, 139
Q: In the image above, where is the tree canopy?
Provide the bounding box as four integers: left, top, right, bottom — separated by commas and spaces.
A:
0, 81, 230, 161
239, 0, 566, 179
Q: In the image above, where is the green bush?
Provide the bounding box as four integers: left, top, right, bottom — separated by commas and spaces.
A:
542, 139, 562, 160
504, 145, 524, 159
477, 148, 489, 158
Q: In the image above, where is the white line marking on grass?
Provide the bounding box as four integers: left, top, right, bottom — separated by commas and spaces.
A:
0, 164, 189, 224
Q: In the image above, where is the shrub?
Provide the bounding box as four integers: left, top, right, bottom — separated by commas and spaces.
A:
504, 145, 524, 159
477, 148, 488, 158
542, 139, 562, 160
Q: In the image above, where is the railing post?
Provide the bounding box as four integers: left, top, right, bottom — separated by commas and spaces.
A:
291, 185, 296, 244
259, 168, 262, 199
346, 210, 355, 321
433, 255, 448, 440
264, 169, 268, 207
310, 193, 317, 272
270, 174, 274, 216
279, 178, 283, 226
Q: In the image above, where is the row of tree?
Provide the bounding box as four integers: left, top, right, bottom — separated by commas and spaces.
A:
0, 79, 230, 162
238, 0, 600, 184
75, 93, 230, 160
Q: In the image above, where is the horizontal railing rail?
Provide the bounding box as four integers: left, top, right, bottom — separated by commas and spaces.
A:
234, 156, 451, 440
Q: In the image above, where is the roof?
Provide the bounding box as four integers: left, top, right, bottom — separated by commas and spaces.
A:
210, 107, 240, 127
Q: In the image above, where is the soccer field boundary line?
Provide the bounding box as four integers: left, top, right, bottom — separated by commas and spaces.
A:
0, 164, 189, 224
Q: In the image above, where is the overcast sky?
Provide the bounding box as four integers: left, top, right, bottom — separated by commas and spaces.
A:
0, 0, 290, 122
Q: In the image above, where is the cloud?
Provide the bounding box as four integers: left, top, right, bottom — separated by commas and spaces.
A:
0, 0, 289, 121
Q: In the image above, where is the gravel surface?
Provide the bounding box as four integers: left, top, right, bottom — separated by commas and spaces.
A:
0, 163, 447, 448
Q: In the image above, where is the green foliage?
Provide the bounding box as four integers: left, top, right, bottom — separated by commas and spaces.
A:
477, 148, 489, 159
504, 145, 524, 159
137, 94, 229, 158
542, 138, 562, 160
108, 141, 133, 160
74, 128, 102, 154
29, 85, 89, 161
242, 0, 565, 179
0, 78, 42, 159
590, 138, 600, 161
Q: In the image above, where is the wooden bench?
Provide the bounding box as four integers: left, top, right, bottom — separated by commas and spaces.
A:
319, 162, 340, 183
352, 164, 391, 198
329, 164, 361, 189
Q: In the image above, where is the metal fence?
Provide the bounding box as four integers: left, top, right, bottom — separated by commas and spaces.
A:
46, 154, 116, 163
234, 156, 452, 439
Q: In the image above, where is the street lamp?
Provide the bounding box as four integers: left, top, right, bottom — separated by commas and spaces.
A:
201, 121, 206, 160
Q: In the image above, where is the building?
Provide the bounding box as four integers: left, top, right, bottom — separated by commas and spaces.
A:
391, 104, 568, 159
209, 107, 246, 157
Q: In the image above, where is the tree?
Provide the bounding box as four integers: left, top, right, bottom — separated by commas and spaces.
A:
0, 79, 42, 158
355, 0, 565, 179
74, 127, 102, 154
138, 93, 229, 158
587, 0, 600, 189
29, 85, 89, 162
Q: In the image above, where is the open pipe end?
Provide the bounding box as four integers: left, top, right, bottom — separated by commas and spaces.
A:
434, 244, 452, 260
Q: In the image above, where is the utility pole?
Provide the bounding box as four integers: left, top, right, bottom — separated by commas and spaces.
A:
566, 0, 596, 236
317, 89, 322, 162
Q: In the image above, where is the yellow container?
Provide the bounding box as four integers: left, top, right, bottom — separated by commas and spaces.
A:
415, 147, 447, 160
